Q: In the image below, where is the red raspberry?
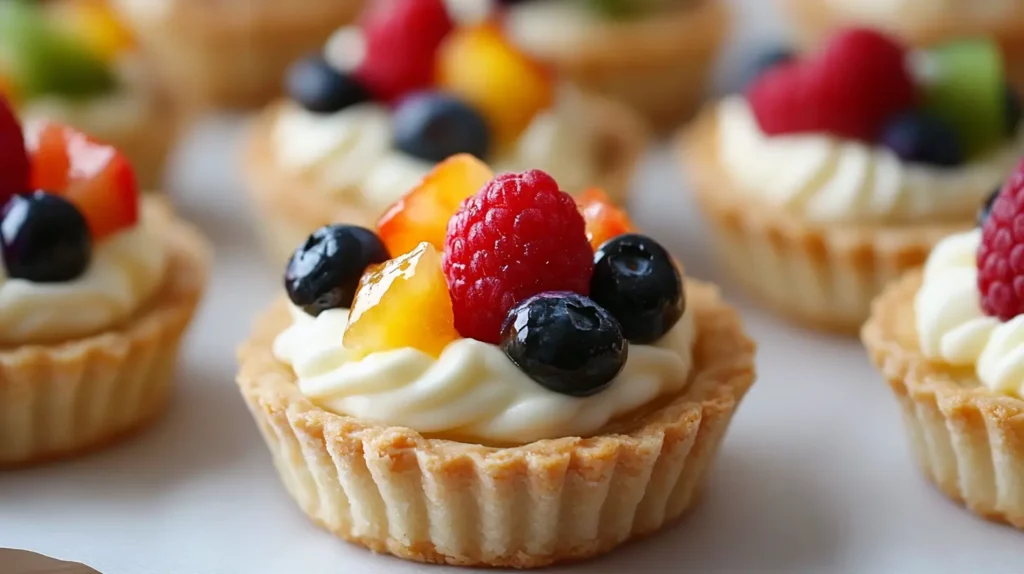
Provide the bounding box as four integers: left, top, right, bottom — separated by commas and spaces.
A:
978, 161, 1024, 320
0, 97, 29, 206
748, 28, 917, 141
355, 0, 454, 103
442, 170, 594, 343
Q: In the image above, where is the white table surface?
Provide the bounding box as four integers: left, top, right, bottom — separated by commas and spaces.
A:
1, 1, 1022, 572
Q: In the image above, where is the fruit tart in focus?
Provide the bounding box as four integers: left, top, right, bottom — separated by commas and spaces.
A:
499, 0, 730, 128
236, 156, 756, 567
778, 0, 1024, 95
111, 0, 365, 110
244, 0, 648, 264
862, 159, 1024, 529
0, 97, 210, 467
1, 0, 178, 190
680, 28, 1024, 332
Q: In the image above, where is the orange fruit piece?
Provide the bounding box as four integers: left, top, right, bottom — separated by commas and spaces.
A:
579, 188, 634, 250
344, 242, 460, 358
51, 0, 135, 61
376, 153, 493, 257
436, 24, 554, 144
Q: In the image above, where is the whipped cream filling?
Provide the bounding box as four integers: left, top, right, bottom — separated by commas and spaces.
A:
272, 88, 597, 212
716, 97, 1024, 224
273, 301, 697, 444
0, 226, 167, 346
915, 229, 1024, 398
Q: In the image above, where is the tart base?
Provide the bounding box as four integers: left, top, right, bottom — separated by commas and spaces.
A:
779, 0, 1024, 94
679, 108, 969, 333
862, 272, 1024, 529
236, 280, 756, 568
243, 95, 648, 265
113, 0, 364, 111
0, 198, 211, 468
517, 1, 729, 130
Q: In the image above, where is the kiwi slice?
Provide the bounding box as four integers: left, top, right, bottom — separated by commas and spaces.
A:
0, 1, 116, 100
584, 0, 675, 18
922, 39, 1006, 157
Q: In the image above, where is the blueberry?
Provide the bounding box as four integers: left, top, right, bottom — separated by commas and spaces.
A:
744, 46, 794, 87
978, 186, 1002, 227
286, 54, 371, 114
285, 225, 390, 316
879, 112, 964, 167
590, 234, 684, 344
0, 191, 91, 283
393, 92, 491, 163
1006, 84, 1022, 136
501, 292, 627, 397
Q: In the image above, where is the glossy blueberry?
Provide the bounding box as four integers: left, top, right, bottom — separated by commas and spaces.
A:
285, 224, 389, 316
0, 191, 91, 282
501, 292, 627, 397
286, 54, 371, 114
879, 112, 964, 167
978, 186, 1002, 227
393, 92, 491, 163
590, 234, 684, 344
1006, 84, 1022, 136
744, 46, 794, 87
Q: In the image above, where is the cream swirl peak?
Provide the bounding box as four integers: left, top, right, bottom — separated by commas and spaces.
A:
914, 229, 1024, 397
274, 302, 696, 444
717, 97, 1024, 224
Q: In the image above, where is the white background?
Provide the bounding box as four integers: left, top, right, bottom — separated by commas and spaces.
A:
1, 1, 1021, 572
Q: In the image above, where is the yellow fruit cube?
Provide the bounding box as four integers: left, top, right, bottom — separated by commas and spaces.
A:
436, 24, 554, 145
51, 0, 135, 61
344, 242, 460, 358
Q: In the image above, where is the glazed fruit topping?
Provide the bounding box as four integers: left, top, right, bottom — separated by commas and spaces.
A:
1, 190, 91, 283
285, 224, 390, 316
978, 185, 1001, 227
344, 242, 459, 358
0, 96, 29, 206
393, 91, 491, 163
501, 292, 627, 397
27, 121, 138, 240
355, 0, 454, 103
286, 54, 371, 114
591, 234, 684, 344
978, 161, 1024, 320
748, 28, 917, 143
578, 188, 634, 250
878, 111, 963, 168
377, 153, 493, 256
437, 23, 554, 144
442, 169, 594, 343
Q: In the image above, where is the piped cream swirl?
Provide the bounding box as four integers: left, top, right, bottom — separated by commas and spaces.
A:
274, 303, 697, 444
0, 226, 167, 345
914, 229, 1024, 398
716, 97, 1024, 224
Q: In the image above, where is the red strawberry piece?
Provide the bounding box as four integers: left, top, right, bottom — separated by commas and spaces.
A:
0, 96, 30, 206
354, 0, 454, 103
442, 170, 594, 343
26, 121, 139, 240
748, 28, 917, 142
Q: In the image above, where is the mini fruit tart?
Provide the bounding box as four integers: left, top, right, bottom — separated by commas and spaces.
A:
862, 161, 1024, 529
236, 156, 756, 567
112, 0, 364, 110
244, 0, 648, 264
0, 97, 210, 467
778, 0, 1024, 95
1, 0, 178, 190
499, 0, 730, 128
680, 28, 1024, 332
